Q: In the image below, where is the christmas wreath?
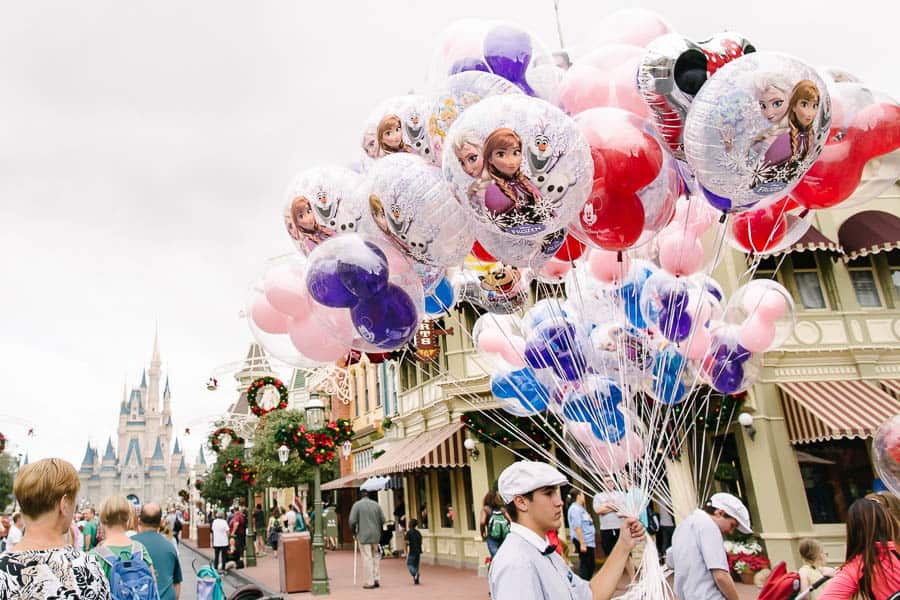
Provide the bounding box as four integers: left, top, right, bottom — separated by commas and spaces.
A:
246, 376, 289, 417
222, 457, 256, 486
208, 427, 243, 453
274, 418, 354, 467
0, 432, 5, 454
178, 489, 189, 502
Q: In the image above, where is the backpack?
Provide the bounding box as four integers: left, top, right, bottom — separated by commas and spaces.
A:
196, 564, 225, 600
95, 543, 158, 600
487, 511, 510, 543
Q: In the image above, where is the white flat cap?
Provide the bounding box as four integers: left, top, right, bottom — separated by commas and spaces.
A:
709, 492, 752, 534
498, 461, 568, 503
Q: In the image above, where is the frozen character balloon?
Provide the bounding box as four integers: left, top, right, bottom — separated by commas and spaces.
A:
377, 114, 413, 156
746, 73, 792, 154
290, 196, 336, 254
751, 80, 821, 189
453, 131, 484, 179
472, 128, 546, 234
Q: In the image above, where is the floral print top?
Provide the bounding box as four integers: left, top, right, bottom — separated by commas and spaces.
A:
0, 546, 111, 600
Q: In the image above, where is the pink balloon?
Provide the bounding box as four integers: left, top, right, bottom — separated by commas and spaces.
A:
742, 286, 788, 323
264, 265, 311, 318
681, 328, 711, 361
251, 295, 291, 335
499, 335, 527, 368
589, 8, 671, 48
568, 422, 597, 446
559, 45, 649, 116
621, 430, 645, 461
672, 197, 718, 236
589, 249, 631, 283
539, 258, 572, 282
383, 244, 413, 274
589, 441, 630, 473
738, 315, 777, 353
287, 314, 352, 362
657, 231, 704, 276
477, 327, 508, 355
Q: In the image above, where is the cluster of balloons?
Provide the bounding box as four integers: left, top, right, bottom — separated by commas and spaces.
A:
244, 9, 898, 471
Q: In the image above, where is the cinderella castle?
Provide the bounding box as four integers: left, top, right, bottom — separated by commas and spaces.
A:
77, 335, 195, 506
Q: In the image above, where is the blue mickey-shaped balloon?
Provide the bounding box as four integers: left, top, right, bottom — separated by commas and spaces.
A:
651, 347, 687, 405
350, 283, 418, 349
618, 262, 656, 330
337, 241, 389, 299
659, 308, 693, 342
710, 360, 745, 394
307, 256, 358, 308
711, 342, 752, 364
490, 368, 550, 415
561, 379, 626, 442
424, 276, 456, 317
523, 319, 586, 381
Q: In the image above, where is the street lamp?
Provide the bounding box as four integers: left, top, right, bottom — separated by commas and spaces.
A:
244, 438, 257, 568
225, 473, 233, 487
305, 393, 329, 595
278, 444, 290, 465
341, 440, 352, 460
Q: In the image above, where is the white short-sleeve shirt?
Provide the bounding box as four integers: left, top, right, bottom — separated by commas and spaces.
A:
592, 491, 625, 530
489, 523, 591, 600
670, 509, 729, 600
5, 525, 23, 551
211, 518, 230, 547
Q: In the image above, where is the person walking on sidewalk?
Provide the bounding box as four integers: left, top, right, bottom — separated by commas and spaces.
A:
567, 490, 597, 580
489, 461, 645, 600
211, 510, 230, 571
405, 519, 422, 585
132, 502, 183, 600
253, 503, 267, 556
669, 493, 752, 600
349, 489, 385, 590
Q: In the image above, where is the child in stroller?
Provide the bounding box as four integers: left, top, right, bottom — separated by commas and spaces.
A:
379, 521, 400, 557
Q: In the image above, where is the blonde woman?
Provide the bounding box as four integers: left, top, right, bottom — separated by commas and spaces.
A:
90, 495, 155, 581
0, 458, 111, 599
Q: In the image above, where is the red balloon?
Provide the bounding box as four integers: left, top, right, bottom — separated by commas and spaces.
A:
578, 183, 645, 251
731, 205, 788, 253
850, 102, 900, 159
554, 233, 587, 261
792, 136, 865, 210
470, 240, 496, 262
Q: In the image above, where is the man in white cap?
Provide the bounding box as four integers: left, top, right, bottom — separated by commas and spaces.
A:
489, 461, 645, 600
669, 492, 753, 600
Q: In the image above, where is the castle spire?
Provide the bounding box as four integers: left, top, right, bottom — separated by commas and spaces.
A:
151, 329, 161, 367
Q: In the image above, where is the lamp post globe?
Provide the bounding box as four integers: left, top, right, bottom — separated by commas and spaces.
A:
341, 440, 352, 459
278, 444, 290, 465
225, 473, 233, 487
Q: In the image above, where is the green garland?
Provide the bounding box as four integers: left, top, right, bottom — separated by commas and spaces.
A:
223, 457, 256, 486
246, 376, 289, 417
669, 392, 745, 432
274, 417, 354, 467
208, 427, 244, 453
461, 411, 561, 451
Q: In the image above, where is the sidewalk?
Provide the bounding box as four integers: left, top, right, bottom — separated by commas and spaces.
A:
182, 538, 488, 599
182, 538, 760, 599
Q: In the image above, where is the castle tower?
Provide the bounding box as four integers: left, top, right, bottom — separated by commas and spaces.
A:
149, 436, 167, 501
99, 438, 118, 500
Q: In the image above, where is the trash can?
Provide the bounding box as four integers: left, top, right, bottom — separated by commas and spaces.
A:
196, 524, 211, 548
278, 532, 312, 593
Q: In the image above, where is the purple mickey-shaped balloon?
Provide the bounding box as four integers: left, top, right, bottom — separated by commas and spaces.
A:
337, 241, 389, 299
660, 289, 689, 314
711, 360, 745, 394
450, 56, 490, 75
711, 342, 752, 364
659, 308, 692, 342
350, 283, 418, 349
307, 256, 358, 308
483, 24, 535, 96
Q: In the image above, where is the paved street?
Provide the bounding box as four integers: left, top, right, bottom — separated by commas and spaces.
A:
178, 542, 244, 600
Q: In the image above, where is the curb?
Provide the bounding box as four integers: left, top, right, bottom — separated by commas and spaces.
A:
181, 540, 280, 597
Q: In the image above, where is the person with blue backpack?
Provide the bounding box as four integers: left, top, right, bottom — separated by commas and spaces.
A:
91, 495, 158, 600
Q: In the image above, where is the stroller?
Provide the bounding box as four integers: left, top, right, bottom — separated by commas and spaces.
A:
193, 559, 266, 600
379, 521, 400, 558
758, 562, 832, 600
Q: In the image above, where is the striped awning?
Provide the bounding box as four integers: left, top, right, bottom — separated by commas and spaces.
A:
779, 380, 900, 444
774, 225, 843, 256
321, 421, 467, 490
881, 380, 900, 398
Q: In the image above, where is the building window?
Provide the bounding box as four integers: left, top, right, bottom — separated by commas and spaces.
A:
437, 470, 455, 528
351, 372, 359, 418
847, 256, 882, 307
353, 447, 374, 472
797, 439, 874, 524
462, 467, 476, 531
791, 253, 827, 309
751, 256, 779, 280
886, 251, 900, 300
375, 366, 382, 408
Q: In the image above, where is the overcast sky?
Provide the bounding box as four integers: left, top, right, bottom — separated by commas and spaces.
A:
1, 0, 898, 471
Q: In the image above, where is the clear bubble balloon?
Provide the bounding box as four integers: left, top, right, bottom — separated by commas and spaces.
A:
725, 279, 796, 352
454, 263, 530, 314
283, 166, 364, 255
360, 95, 437, 170
684, 52, 832, 214
364, 153, 474, 267
874, 415, 900, 498
701, 323, 762, 395
727, 197, 812, 255
443, 94, 592, 240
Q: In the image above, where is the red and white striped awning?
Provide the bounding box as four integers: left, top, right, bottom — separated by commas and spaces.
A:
779, 380, 900, 445
321, 421, 467, 490
881, 380, 900, 398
